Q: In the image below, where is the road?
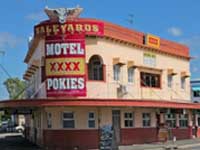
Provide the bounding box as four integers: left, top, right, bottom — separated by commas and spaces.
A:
0, 133, 40, 150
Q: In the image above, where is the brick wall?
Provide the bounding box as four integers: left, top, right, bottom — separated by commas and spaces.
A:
196, 127, 200, 138
171, 128, 191, 140
120, 128, 158, 145
43, 129, 99, 150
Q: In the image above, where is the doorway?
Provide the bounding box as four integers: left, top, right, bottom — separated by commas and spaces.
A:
112, 110, 121, 146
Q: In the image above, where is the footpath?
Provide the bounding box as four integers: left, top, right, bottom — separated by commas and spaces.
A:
119, 138, 200, 150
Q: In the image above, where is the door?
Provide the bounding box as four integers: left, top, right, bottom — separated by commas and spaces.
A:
112, 110, 121, 146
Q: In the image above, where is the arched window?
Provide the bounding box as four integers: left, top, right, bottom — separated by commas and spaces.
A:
88, 55, 104, 81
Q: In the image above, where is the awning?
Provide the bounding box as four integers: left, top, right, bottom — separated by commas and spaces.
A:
138, 65, 162, 73
181, 71, 190, 78
113, 57, 125, 65
127, 60, 135, 68
167, 69, 177, 76
1, 99, 200, 110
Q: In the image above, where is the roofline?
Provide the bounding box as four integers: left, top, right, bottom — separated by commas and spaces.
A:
24, 18, 190, 63
0, 99, 199, 109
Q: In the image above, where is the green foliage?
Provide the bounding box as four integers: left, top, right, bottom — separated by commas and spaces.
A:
3, 77, 26, 99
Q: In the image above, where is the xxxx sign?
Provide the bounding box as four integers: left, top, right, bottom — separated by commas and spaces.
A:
45, 39, 86, 97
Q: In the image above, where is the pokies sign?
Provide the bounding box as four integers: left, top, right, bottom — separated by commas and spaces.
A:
43, 21, 104, 97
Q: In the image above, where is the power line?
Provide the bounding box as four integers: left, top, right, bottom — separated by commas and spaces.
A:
0, 64, 12, 79
0, 63, 26, 99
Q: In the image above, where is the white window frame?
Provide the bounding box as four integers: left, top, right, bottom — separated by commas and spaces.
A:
47, 112, 52, 129
142, 113, 151, 127
124, 112, 134, 128
143, 53, 156, 67
113, 64, 121, 81
181, 77, 186, 89
128, 67, 134, 83
165, 113, 176, 128
168, 75, 173, 88
179, 114, 188, 128
62, 112, 75, 128
88, 112, 95, 128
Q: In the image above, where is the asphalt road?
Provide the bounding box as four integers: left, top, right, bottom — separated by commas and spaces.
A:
0, 133, 40, 150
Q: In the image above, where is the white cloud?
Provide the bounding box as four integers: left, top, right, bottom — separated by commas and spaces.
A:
0, 32, 22, 49
167, 27, 183, 37
25, 11, 47, 21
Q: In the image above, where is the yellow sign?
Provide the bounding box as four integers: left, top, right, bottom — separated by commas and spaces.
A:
145, 34, 160, 48
46, 58, 85, 76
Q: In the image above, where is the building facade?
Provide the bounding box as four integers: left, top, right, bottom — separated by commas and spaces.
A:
191, 79, 200, 103
1, 7, 200, 150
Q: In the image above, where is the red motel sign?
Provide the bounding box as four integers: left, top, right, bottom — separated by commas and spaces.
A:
39, 21, 104, 97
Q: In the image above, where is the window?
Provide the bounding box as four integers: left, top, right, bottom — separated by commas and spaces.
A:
179, 114, 188, 128
198, 116, 200, 126
143, 53, 156, 67
193, 90, 200, 97
63, 112, 75, 128
47, 112, 52, 128
41, 56, 46, 82
165, 114, 176, 128
124, 112, 134, 127
88, 112, 95, 128
128, 67, 134, 83
181, 77, 186, 89
168, 75, 173, 88
88, 55, 103, 80
142, 113, 151, 127
140, 72, 160, 88
38, 114, 41, 128
113, 64, 121, 81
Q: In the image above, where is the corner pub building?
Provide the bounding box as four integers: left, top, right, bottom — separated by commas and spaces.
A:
1, 6, 200, 150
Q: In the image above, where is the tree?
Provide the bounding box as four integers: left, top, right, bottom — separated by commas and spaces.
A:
4, 77, 26, 99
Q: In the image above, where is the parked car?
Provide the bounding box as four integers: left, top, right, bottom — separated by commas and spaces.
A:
15, 125, 25, 133
0, 121, 9, 132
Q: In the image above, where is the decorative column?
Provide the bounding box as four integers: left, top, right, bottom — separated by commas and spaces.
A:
176, 114, 179, 128
195, 114, 199, 127
195, 114, 199, 138
188, 111, 193, 139
160, 113, 164, 125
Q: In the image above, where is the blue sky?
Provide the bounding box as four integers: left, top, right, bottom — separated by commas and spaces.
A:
0, 0, 200, 99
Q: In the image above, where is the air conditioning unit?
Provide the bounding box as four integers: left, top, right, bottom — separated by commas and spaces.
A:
119, 84, 128, 95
